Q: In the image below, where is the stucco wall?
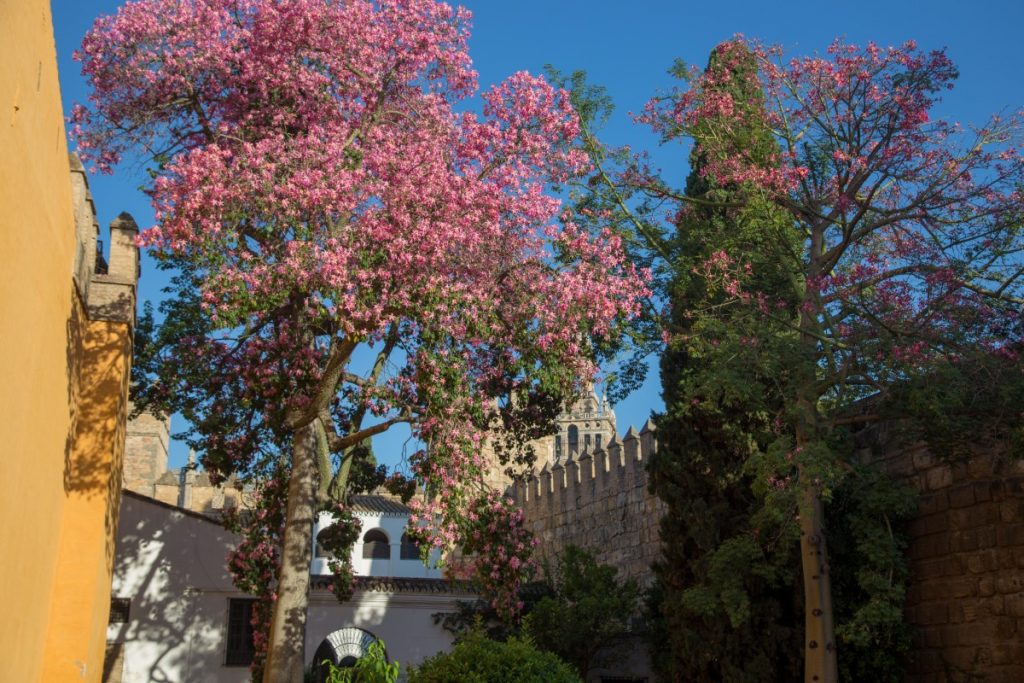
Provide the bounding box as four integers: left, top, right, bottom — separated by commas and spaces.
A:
43, 317, 136, 681
0, 1, 87, 680
313, 510, 443, 579
306, 589, 463, 676
109, 492, 253, 683
112, 493, 467, 681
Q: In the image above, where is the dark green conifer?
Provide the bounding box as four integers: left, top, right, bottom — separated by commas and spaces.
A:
646, 42, 805, 681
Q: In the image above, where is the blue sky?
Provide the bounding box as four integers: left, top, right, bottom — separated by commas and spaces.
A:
51, 0, 1024, 469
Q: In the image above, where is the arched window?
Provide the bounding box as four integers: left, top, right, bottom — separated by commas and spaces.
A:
567, 425, 579, 454
361, 529, 390, 560
595, 434, 602, 451
555, 435, 562, 460
400, 533, 420, 560
315, 528, 334, 559
311, 628, 382, 683
584, 433, 592, 450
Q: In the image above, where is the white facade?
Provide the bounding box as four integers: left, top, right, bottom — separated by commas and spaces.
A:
311, 497, 443, 579
108, 491, 470, 682
108, 492, 252, 683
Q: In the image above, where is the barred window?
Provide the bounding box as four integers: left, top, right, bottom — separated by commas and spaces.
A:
400, 533, 420, 560
225, 598, 256, 667
567, 425, 579, 454
109, 597, 130, 624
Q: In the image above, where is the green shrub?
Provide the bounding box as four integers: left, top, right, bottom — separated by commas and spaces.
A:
408, 628, 580, 683
315, 640, 399, 683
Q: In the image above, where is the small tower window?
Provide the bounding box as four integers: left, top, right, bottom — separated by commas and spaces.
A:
362, 529, 390, 560
595, 434, 602, 451
567, 425, 579, 455
555, 435, 562, 459
584, 433, 592, 450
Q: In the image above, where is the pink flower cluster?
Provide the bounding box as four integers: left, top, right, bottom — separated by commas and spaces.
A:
411, 490, 537, 620
73, 0, 649, 626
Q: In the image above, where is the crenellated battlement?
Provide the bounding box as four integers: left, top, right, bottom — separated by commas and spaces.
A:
69, 152, 141, 327
512, 419, 656, 504
510, 420, 663, 584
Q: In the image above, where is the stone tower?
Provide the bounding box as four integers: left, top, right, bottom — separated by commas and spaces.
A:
122, 409, 171, 498
480, 384, 618, 492
539, 384, 617, 467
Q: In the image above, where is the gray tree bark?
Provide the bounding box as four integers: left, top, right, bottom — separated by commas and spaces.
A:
262, 420, 318, 683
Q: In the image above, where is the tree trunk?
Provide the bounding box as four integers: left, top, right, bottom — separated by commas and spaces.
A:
263, 421, 319, 683
798, 223, 837, 682
798, 472, 838, 682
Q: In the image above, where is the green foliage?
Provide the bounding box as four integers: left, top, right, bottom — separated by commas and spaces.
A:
434, 545, 640, 678
433, 582, 555, 643
408, 628, 580, 683
544, 65, 665, 403
645, 42, 806, 682
888, 350, 1024, 461
827, 466, 918, 681
320, 640, 399, 683
644, 42, 921, 681
525, 546, 641, 678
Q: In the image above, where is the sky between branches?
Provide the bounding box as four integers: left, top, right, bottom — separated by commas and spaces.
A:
52, 0, 1024, 470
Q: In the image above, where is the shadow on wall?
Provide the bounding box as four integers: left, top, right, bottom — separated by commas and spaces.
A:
63, 287, 84, 499
108, 496, 247, 683
67, 298, 140, 576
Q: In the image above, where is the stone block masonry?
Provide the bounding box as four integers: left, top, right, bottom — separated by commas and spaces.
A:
510, 421, 665, 585
513, 414, 1024, 683
867, 428, 1024, 683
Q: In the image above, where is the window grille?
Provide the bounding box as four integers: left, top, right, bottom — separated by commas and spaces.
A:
400, 533, 420, 560
109, 597, 130, 624
225, 598, 257, 666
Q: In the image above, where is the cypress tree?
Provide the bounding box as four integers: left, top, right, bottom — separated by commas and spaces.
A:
646, 43, 805, 681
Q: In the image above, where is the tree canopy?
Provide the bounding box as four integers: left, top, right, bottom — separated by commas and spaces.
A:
73, 1, 645, 680
565, 37, 1023, 681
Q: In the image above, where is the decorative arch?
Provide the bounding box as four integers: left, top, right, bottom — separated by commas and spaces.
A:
567, 424, 579, 454
315, 527, 334, 559
400, 532, 420, 560
311, 628, 384, 683
361, 528, 390, 559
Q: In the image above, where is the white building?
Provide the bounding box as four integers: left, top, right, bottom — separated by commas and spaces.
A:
312, 495, 443, 580
105, 490, 473, 682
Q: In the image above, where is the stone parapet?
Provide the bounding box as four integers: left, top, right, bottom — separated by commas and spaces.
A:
511, 422, 664, 585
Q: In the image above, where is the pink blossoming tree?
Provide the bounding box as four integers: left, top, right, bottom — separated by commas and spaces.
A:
633, 38, 1024, 680
73, 1, 644, 681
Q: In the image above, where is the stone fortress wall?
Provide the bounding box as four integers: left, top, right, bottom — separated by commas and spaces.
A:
861, 426, 1024, 682
509, 422, 664, 585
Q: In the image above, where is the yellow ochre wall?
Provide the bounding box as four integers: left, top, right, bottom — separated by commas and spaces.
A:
41, 319, 134, 682
0, 2, 139, 680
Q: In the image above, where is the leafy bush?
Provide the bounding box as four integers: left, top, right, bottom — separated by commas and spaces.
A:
316, 640, 399, 683
408, 628, 580, 683
526, 545, 641, 678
